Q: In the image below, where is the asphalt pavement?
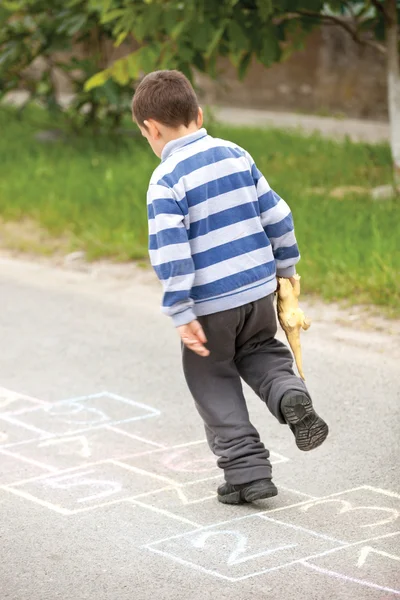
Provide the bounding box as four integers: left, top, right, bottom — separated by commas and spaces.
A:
0, 256, 399, 600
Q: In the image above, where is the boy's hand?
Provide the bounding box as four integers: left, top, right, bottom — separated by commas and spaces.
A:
276, 276, 297, 291
178, 320, 210, 357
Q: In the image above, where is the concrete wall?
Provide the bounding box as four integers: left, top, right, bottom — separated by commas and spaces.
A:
23, 25, 387, 120
196, 25, 387, 120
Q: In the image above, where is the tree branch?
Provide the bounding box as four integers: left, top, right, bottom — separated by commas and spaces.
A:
292, 10, 386, 54
370, 0, 388, 20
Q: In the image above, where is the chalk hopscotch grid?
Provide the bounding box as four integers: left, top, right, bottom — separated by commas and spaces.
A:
145, 528, 400, 585
0, 438, 227, 488
0, 391, 161, 449
1, 388, 399, 593
0, 426, 169, 475
0, 451, 295, 516
143, 486, 400, 585
0, 463, 223, 515
0, 434, 292, 516
0, 391, 160, 417
103, 439, 290, 469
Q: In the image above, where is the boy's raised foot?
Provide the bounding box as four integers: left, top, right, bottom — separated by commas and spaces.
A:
217, 478, 278, 505
281, 392, 329, 451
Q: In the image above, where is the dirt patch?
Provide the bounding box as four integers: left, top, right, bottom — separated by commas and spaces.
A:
306, 186, 369, 198
0, 218, 72, 257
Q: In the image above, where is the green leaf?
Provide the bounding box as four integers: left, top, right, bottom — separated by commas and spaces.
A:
64, 14, 88, 36
205, 22, 227, 59
228, 21, 248, 52
256, 0, 273, 22
100, 8, 125, 24
126, 50, 142, 79
258, 25, 281, 67
140, 45, 160, 73
115, 30, 128, 47
2, 0, 25, 10
85, 69, 110, 91
111, 57, 130, 85
170, 20, 186, 41
238, 51, 252, 79
191, 22, 211, 51
192, 52, 206, 72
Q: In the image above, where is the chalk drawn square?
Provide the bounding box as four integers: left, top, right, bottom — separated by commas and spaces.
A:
121, 441, 289, 485
7, 392, 160, 436
5, 462, 170, 514
9, 428, 160, 471
265, 486, 400, 544
0, 417, 48, 448
145, 514, 343, 581
0, 450, 50, 486
133, 478, 218, 511
0, 387, 49, 415
302, 533, 400, 596
121, 441, 218, 485
94, 501, 197, 547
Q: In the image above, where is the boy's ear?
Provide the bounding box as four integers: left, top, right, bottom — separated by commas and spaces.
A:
197, 107, 204, 128
144, 119, 160, 139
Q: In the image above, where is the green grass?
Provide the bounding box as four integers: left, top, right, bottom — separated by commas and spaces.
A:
0, 105, 398, 312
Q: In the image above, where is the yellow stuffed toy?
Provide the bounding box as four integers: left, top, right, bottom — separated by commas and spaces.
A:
276, 274, 310, 380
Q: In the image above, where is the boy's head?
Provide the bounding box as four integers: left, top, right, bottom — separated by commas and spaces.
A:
132, 70, 203, 157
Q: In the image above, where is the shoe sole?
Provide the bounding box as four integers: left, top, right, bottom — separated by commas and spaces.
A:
218, 482, 278, 505
281, 394, 329, 451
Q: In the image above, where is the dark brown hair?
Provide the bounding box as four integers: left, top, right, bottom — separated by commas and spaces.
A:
132, 70, 199, 128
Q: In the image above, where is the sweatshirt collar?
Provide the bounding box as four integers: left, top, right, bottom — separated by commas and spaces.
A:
161, 128, 207, 162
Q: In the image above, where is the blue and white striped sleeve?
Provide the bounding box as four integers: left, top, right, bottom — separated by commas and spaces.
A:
245, 152, 300, 278
147, 183, 196, 327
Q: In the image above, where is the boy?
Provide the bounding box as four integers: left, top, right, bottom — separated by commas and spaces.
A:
132, 70, 328, 505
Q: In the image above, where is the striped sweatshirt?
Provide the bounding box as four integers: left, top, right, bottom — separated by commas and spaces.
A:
147, 128, 300, 326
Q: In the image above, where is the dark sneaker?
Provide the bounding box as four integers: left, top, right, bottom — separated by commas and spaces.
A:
217, 478, 278, 505
281, 392, 329, 451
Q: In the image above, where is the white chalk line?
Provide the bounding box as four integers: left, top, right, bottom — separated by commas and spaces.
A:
57, 391, 161, 415
139, 476, 315, 507
110, 460, 184, 487
145, 547, 237, 581
362, 485, 400, 501
144, 501, 314, 548
0, 387, 50, 410
0, 448, 57, 473
258, 514, 348, 545
269, 451, 290, 464
0, 401, 52, 415
66, 487, 174, 514
0, 413, 161, 445
301, 561, 400, 595
0, 435, 51, 450
3, 486, 71, 515
130, 500, 202, 528
3, 391, 160, 416
112, 459, 222, 489
0, 458, 118, 487
146, 531, 400, 583
1, 482, 174, 515
106, 426, 166, 448
233, 532, 399, 582
144, 485, 400, 549
278, 485, 317, 499
0, 415, 51, 436
104, 440, 290, 470
0, 459, 218, 491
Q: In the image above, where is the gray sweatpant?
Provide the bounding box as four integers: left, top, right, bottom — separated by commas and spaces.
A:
182, 294, 310, 485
